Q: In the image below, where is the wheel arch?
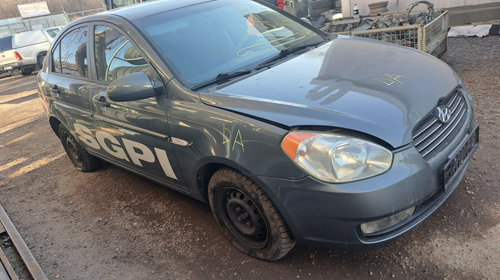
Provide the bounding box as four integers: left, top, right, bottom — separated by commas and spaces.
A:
193, 157, 298, 240
195, 160, 242, 203
36, 51, 47, 69
194, 157, 264, 202
49, 116, 62, 138
37, 51, 47, 57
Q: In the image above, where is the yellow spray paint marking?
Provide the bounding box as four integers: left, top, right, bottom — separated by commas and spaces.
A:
232, 129, 245, 152
376, 74, 406, 86
221, 123, 245, 152
222, 123, 231, 145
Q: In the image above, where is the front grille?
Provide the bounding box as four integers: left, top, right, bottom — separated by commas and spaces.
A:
413, 88, 469, 160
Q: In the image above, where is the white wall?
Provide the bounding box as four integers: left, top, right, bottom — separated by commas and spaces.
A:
342, 0, 500, 17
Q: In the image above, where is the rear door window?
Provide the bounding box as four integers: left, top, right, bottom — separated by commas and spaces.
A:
0, 36, 13, 51
57, 26, 89, 78
94, 25, 150, 82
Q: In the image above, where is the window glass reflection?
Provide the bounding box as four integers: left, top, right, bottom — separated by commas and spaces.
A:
59, 27, 88, 77
94, 25, 149, 82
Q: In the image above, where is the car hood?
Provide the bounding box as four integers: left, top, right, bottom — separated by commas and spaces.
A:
200, 37, 461, 148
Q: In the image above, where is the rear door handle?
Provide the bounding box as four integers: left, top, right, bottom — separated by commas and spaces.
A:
49, 85, 60, 94
92, 94, 110, 107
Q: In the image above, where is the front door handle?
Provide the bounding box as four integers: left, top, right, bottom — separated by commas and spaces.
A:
92, 94, 110, 107
49, 85, 60, 94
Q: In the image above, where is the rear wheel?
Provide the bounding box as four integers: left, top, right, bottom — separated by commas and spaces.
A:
21, 67, 33, 76
208, 169, 295, 261
58, 125, 102, 172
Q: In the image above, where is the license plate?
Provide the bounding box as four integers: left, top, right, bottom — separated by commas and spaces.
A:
441, 126, 479, 190
2, 66, 12, 70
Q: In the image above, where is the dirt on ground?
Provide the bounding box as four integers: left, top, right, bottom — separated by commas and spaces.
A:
0, 36, 499, 280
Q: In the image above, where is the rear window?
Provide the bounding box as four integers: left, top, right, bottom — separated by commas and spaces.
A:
0, 36, 13, 51
46, 28, 61, 38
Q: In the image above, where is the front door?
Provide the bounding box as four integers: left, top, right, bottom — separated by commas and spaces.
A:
88, 24, 184, 189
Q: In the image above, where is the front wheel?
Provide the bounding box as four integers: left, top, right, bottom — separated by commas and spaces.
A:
58, 125, 102, 172
208, 169, 296, 261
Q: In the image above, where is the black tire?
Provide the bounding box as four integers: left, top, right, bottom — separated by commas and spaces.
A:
58, 125, 102, 172
308, 0, 332, 9
208, 169, 295, 261
21, 67, 33, 76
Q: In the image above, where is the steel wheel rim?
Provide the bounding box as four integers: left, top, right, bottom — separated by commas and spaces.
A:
64, 133, 83, 167
217, 187, 270, 249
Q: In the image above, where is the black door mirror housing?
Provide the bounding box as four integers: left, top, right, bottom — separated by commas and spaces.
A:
107, 72, 161, 102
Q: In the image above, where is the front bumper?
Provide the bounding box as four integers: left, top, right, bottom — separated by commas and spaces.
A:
258, 121, 478, 249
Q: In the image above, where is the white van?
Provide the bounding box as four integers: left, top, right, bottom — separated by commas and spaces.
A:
0, 29, 59, 76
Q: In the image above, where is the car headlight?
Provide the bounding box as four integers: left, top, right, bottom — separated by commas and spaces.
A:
281, 132, 393, 183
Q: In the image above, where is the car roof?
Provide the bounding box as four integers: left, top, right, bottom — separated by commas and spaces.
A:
107, 0, 214, 21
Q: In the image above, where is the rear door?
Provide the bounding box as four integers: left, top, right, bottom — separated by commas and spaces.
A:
42, 25, 102, 154
88, 23, 184, 189
0, 36, 17, 68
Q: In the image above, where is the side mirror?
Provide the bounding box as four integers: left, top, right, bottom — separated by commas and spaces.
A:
107, 72, 161, 102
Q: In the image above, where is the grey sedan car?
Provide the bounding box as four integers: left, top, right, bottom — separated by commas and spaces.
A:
37, 0, 478, 261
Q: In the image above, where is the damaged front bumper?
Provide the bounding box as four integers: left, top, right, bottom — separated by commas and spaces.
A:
257, 125, 478, 248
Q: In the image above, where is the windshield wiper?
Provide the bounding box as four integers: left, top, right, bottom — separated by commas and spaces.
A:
191, 42, 323, 91
192, 69, 252, 91
255, 42, 323, 70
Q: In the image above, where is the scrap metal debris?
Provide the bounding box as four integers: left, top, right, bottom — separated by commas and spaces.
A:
317, 1, 436, 33
315, 1, 448, 58
321, 12, 435, 33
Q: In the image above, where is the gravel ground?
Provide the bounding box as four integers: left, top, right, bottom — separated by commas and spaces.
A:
0, 36, 499, 279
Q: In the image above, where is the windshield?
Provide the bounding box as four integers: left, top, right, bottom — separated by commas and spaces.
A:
0, 36, 13, 52
137, 0, 325, 88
